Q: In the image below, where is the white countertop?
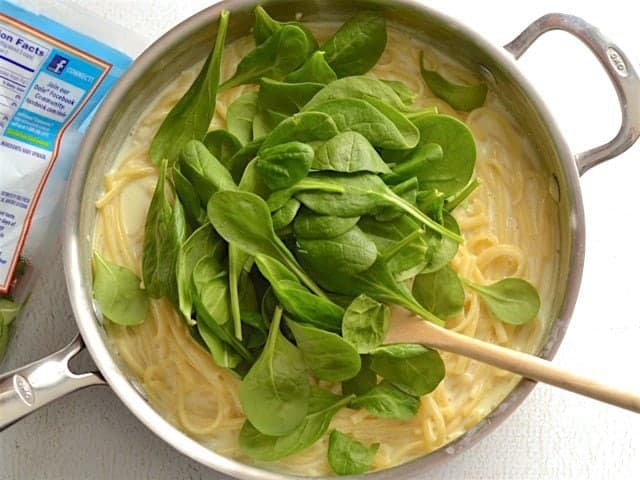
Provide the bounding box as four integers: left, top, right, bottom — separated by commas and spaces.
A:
1, 0, 639, 479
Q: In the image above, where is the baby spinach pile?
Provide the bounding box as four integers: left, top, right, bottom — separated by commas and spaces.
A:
92, 7, 541, 473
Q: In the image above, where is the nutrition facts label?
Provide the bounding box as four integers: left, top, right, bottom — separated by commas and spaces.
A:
0, 12, 111, 293
0, 24, 50, 135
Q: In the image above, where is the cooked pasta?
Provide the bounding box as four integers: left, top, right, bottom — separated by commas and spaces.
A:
93, 24, 558, 476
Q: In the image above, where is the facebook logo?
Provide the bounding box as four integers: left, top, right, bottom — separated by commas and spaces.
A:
47, 54, 69, 75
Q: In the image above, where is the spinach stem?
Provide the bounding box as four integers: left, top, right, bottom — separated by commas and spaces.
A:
445, 178, 481, 212
386, 194, 463, 243
228, 244, 244, 341
276, 244, 329, 299
267, 306, 284, 352
379, 230, 423, 262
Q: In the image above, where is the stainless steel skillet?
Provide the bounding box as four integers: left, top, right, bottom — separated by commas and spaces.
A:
1, 1, 639, 478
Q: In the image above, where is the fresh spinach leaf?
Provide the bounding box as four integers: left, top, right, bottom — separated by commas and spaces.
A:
226, 92, 259, 145
252, 5, 319, 49
149, 10, 229, 165
176, 224, 224, 323
298, 242, 444, 326
176, 140, 237, 205
239, 306, 311, 436
420, 52, 487, 111
296, 173, 462, 242
208, 190, 325, 297
221, 25, 315, 91
172, 164, 207, 227
297, 226, 378, 276
381, 79, 417, 105
342, 355, 377, 396
267, 178, 345, 212
342, 294, 389, 354
256, 141, 314, 190
192, 255, 229, 325
322, 12, 387, 77
285, 51, 337, 84
370, 343, 445, 396
287, 318, 361, 382
293, 209, 359, 240
227, 138, 263, 183
464, 277, 540, 325
142, 160, 186, 305
198, 320, 242, 368
313, 131, 391, 173
92, 252, 149, 326
258, 78, 324, 117
358, 215, 428, 282
239, 388, 354, 461
310, 98, 419, 150
374, 176, 419, 222
349, 381, 419, 420
328, 430, 379, 475
272, 199, 301, 231
260, 111, 339, 150
382, 143, 443, 185
422, 212, 461, 274
305, 75, 409, 112
413, 265, 464, 320
203, 129, 242, 166
255, 255, 343, 332
411, 114, 476, 195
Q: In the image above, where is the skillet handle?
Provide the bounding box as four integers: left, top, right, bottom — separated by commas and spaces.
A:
504, 13, 640, 175
0, 334, 105, 431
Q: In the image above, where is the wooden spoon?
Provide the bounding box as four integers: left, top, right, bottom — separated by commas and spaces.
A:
385, 314, 640, 413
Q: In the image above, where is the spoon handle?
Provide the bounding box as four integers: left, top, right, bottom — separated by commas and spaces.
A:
386, 317, 640, 413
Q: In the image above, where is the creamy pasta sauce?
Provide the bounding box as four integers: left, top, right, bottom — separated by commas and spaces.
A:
93, 24, 559, 475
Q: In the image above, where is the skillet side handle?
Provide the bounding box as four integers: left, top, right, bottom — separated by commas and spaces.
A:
505, 13, 640, 175
0, 334, 105, 431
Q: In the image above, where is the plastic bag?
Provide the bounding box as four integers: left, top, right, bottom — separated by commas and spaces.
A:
0, 0, 145, 361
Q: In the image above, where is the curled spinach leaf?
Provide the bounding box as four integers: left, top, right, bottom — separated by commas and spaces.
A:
322, 12, 387, 77
287, 318, 361, 382
142, 160, 186, 305
93, 252, 149, 326
420, 52, 487, 111
176, 224, 224, 323
177, 140, 237, 205
285, 51, 337, 84
221, 25, 315, 91
464, 277, 540, 325
252, 5, 318, 50
328, 430, 379, 476
198, 321, 242, 368
226, 92, 259, 145
239, 306, 311, 436
203, 129, 242, 166
149, 10, 229, 165
272, 199, 301, 231
258, 78, 324, 117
